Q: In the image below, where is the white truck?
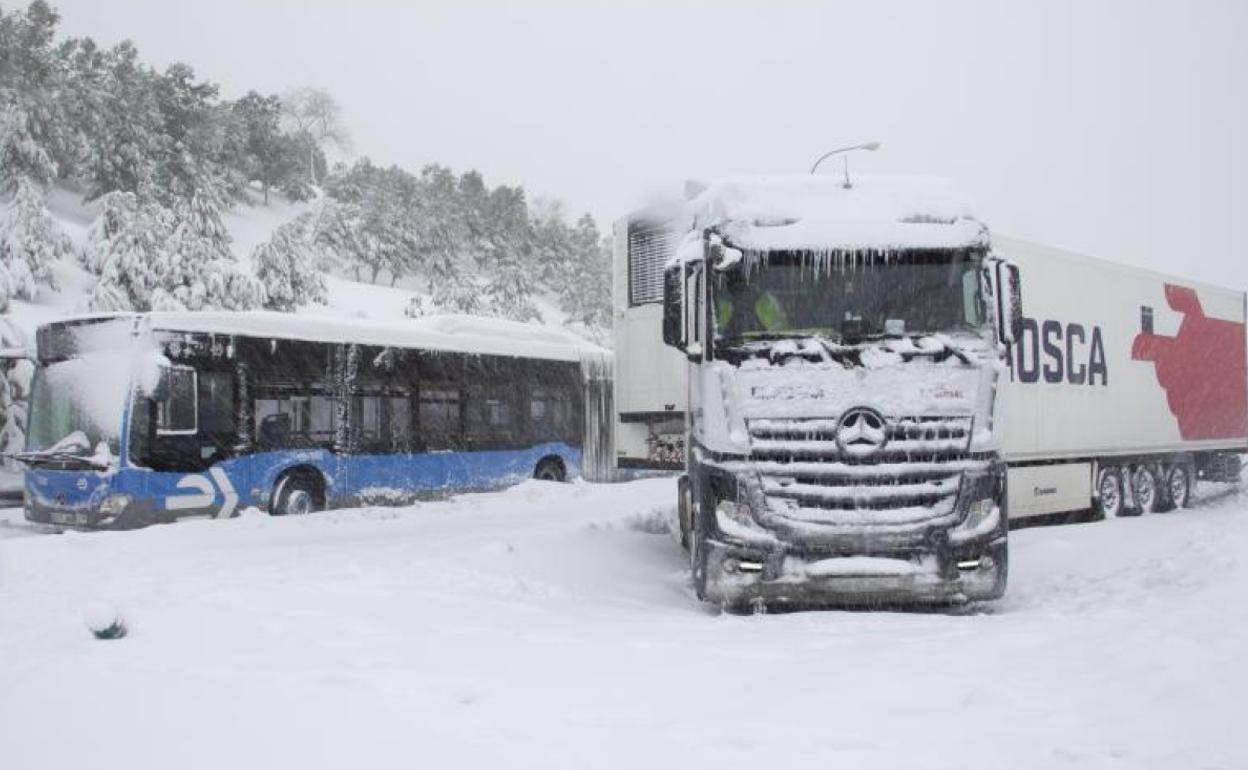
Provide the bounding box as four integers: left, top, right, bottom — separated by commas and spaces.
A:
612, 174, 1247, 608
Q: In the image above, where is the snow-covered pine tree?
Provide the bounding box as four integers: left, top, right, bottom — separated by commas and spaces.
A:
159, 190, 263, 310
530, 197, 574, 293
559, 213, 611, 328
86, 193, 174, 311
482, 185, 540, 323
0, 177, 71, 301
76, 41, 164, 199
0, 2, 71, 192
416, 165, 469, 300
80, 190, 135, 274
0, 103, 58, 191
0, 312, 31, 472
431, 270, 485, 316
253, 218, 328, 311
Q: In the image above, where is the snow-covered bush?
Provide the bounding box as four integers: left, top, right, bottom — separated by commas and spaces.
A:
0, 177, 71, 301
253, 219, 327, 311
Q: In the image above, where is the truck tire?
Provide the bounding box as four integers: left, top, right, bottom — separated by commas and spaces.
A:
1165, 464, 1193, 510
689, 508, 709, 601
676, 474, 692, 550
1095, 468, 1124, 519
1132, 466, 1163, 514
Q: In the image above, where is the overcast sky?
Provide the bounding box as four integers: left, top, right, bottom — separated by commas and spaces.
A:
50, 0, 1248, 288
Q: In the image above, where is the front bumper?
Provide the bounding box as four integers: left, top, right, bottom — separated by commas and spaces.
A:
700, 528, 1007, 607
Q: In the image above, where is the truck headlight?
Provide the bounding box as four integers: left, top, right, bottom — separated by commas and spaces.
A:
714, 498, 778, 547
716, 500, 753, 526
964, 498, 995, 530
98, 494, 132, 516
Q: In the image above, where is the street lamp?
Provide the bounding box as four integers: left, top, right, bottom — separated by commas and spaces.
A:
809, 141, 881, 188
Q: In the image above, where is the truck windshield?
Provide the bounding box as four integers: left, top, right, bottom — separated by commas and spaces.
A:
27, 359, 125, 458
713, 250, 986, 344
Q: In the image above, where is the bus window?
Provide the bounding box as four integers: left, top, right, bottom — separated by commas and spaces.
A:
466, 386, 515, 447
353, 395, 384, 450
531, 386, 574, 441
156, 366, 198, 435
199, 371, 234, 436
419, 388, 461, 450
390, 396, 413, 452
255, 394, 337, 449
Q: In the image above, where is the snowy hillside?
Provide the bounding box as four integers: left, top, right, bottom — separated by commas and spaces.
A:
1, 480, 1245, 769
0, 186, 593, 342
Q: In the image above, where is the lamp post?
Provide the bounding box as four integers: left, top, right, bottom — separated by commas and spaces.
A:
809, 141, 881, 188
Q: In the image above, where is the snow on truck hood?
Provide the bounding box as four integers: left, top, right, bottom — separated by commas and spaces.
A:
682, 174, 988, 254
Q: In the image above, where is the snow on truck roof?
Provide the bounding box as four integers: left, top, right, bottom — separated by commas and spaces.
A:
46, 311, 605, 364
683, 174, 988, 254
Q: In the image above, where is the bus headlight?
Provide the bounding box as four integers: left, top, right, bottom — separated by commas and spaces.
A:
98, 494, 132, 516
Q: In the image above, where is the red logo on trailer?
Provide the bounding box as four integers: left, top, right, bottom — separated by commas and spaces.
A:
1131, 284, 1247, 441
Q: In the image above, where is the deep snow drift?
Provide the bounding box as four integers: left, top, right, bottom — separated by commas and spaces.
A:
1, 479, 1245, 769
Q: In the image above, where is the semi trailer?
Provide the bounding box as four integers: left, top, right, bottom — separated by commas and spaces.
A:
612, 174, 1246, 608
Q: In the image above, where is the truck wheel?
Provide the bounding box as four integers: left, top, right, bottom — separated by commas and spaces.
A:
1095, 468, 1124, 519
676, 475, 692, 550
1166, 465, 1193, 510
1132, 466, 1163, 514
689, 512, 709, 601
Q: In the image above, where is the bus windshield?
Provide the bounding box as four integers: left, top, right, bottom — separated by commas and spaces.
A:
26, 357, 126, 459
713, 250, 987, 345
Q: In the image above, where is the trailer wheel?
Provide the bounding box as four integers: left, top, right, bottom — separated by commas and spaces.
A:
1165, 465, 1193, 510
1132, 466, 1163, 514
1095, 468, 1124, 519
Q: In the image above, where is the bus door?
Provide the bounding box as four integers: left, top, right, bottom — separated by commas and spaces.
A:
133, 363, 251, 519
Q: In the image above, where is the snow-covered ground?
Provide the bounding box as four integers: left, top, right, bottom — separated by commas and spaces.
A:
1, 479, 1244, 769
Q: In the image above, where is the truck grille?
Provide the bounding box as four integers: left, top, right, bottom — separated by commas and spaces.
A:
746, 416, 985, 525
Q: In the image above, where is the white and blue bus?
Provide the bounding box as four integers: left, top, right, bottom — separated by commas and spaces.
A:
19, 312, 611, 529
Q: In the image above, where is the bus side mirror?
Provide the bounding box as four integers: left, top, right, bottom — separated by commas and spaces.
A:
996, 261, 1023, 345
662, 265, 684, 350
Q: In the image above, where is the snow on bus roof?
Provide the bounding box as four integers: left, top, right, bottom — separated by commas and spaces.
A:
47, 311, 605, 363
682, 174, 988, 254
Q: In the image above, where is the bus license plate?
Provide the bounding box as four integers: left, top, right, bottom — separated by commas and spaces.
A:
51, 512, 89, 526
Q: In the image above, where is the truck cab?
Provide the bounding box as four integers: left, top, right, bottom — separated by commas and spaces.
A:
617, 175, 1022, 607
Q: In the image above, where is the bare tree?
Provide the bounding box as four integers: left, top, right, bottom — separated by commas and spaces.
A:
281, 86, 351, 186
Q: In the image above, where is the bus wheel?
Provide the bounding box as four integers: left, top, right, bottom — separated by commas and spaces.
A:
1165, 465, 1193, 510
272, 474, 322, 516
534, 457, 566, 482
1132, 466, 1163, 514
1095, 468, 1124, 519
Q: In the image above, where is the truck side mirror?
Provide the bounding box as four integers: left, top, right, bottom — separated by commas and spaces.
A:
995, 261, 1024, 345
662, 264, 684, 350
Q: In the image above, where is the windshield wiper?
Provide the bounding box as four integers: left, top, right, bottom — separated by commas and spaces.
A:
7, 450, 109, 471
